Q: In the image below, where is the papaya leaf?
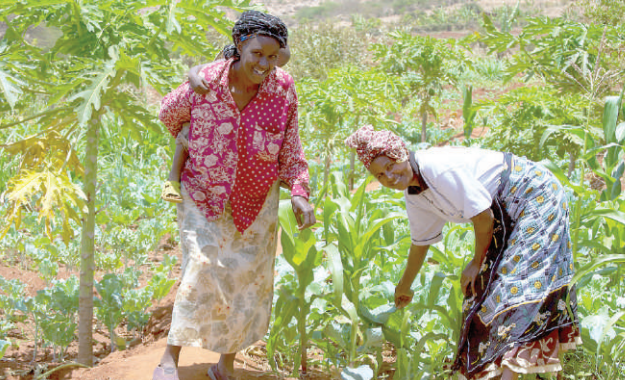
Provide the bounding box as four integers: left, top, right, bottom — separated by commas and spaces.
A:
69, 63, 117, 124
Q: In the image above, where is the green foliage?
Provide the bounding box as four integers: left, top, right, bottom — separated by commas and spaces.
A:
288, 22, 369, 82
577, 0, 625, 26
298, 65, 400, 191
323, 174, 405, 374
267, 200, 324, 375
478, 85, 597, 161
0, 0, 242, 362
0, 339, 9, 360
372, 32, 467, 142
94, 256, 177, 351
470, 56, 508, 82
1, 1, 625, 377
0, 0, 248, 253
480, 16, 625, 97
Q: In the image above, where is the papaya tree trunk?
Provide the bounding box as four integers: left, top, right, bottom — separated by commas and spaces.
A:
78, 118, 99, 366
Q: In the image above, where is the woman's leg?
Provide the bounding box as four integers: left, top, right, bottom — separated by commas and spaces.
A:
160, 344, 181, 367
217, 353, 236, 376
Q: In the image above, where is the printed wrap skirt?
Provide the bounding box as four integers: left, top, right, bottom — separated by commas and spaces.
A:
167, 182, 280, 353
454, 154, 582, 379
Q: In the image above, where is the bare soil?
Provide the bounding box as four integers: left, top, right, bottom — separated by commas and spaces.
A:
0, 233, 337, 380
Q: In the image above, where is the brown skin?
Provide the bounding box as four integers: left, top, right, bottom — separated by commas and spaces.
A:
368, 154, 494, 307
188, 44, 290, 95
159, 36, 313, 380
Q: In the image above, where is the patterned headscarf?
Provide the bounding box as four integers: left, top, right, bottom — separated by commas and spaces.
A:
221, 11, 288, 60
344, 125, 409, 169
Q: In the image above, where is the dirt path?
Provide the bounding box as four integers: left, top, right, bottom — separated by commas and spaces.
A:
67, 339, 304, 380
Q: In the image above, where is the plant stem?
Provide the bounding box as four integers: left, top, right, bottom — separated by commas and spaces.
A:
78, 116, 100, 367
349, 280, 360, 365
297, 287, 308, 375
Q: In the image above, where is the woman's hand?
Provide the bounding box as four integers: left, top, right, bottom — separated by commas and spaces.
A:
188, 64, 210, 94
291, 196, 315, 230
460, 259, 481, 297
394, 244, 429, 309
394, 282, 414, 309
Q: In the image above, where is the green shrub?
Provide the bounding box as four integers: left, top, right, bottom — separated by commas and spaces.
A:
288, 22, 370, 81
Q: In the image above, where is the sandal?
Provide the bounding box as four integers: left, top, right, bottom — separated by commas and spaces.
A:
207, 365, 230, 380
161, 180, 183, 203
152, 364, 180, 380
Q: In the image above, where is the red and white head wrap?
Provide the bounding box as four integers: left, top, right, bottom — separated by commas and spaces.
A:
344, 125, 409, 169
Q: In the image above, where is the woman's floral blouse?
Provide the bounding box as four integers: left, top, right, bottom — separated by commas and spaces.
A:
159, 59, 310, 232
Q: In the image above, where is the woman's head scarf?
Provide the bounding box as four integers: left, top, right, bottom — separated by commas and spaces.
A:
345, 125, 409, 169
221, 11, 288, 60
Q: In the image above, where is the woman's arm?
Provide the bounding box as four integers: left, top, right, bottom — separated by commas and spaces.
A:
472, 208, 494, 264
461, 208, 494, 296
277, 81, 315, 230
395, 243, 430, 308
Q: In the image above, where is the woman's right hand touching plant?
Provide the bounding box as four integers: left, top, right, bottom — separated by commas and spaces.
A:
394, 281, 415, 309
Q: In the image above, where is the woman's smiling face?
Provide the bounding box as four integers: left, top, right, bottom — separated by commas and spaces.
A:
369, 155, 414, 191
237, 35, 280, 84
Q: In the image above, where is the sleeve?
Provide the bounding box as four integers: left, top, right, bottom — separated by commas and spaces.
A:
406, 197, 447, 246
431, 169, 493, 220
158, 82, 194, 138
277, 82, 310, 199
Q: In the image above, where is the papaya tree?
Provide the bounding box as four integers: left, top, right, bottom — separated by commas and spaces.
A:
0, 0, 248, 366
371, 32, 467, 143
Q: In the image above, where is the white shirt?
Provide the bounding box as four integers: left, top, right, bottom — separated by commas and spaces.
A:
405, 147, 505, 246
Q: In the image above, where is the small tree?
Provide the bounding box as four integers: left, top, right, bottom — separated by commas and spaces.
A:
372, 32, 466, 143
0, 0, 248, 366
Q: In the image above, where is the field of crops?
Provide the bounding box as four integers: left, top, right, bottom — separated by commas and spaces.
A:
1, 0, 624, 379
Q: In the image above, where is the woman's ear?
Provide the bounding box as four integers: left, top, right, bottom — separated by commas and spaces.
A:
236, 38, 247, 56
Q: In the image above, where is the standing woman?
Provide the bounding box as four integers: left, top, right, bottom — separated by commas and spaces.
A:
155, 11, 315, 380
345, 125, 581, 380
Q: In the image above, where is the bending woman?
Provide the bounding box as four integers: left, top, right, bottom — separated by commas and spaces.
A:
155, 11, 315, 380
345, 125, 581, 380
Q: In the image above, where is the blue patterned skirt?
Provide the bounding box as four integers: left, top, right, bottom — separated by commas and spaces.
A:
454, 154, 582, 379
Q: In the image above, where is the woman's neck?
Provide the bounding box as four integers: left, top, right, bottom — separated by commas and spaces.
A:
229, 60, 259, 95
408, 172, 419, 188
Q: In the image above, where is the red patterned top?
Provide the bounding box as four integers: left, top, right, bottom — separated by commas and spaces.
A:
159, 59, 310, 232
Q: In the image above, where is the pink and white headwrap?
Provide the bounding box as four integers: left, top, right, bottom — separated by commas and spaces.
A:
344, 125, 409, 169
